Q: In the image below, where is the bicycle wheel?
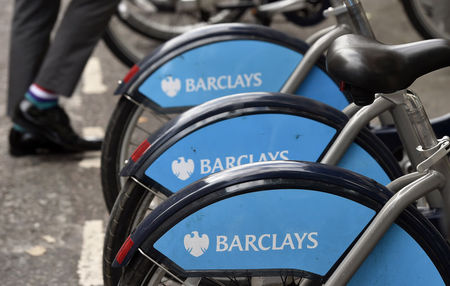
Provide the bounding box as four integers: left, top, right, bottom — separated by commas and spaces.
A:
118, 161, 450, 285
101, 26, 350, 212
103, 17, 162, 67
102, 93, 401, 286
401, 0, 450, 39
103, 178, 166, 286
103, 0, 246, 66
103, 179, 162, 286
101, 96, 181, 212
282, 0, 330, 27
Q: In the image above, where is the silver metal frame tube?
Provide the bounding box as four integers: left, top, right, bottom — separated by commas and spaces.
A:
320, 97, 395, 165
325, 171, 445, 285
386, 171, 425, 193
342, 102, 361, 118
281, 25, 351, 94
257, 0, 307, 14
343, 0, 375, 38
389, 91, 443, 207
305, 25, 338, 45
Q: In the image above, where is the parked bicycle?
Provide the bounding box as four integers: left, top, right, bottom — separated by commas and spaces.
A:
104, 0, 450, 67
102, 3, 450, 285
104, 0, 332, 66
111, 33, 450, 285
100, 0, 450, 214
402, 0, 450, 40
101, 0, 348, 213
101, 1, 450, 285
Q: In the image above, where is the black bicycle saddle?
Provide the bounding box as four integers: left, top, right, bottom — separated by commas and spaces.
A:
326, 34, 450, 105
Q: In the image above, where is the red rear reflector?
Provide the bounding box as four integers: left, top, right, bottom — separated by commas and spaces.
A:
123, 64, 140, 83
131, 139, 151, 162
116, 235, 134, 265
339, 81, 346, 91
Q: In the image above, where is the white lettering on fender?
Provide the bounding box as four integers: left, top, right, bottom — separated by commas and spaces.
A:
258, 234, 271, 251
200, 159, 211, 174
184, 73, 264, 93
214, 232, 319, 252
186, 78, 196, 93
217, 76, 227, 89
216, 236, 228, 252
173, 151, 290, 180
198, 151, 289, 175
307, 232, 319, 249
180, 150, 290, 178
245, 235, 259, 251
253, 73, 262, 87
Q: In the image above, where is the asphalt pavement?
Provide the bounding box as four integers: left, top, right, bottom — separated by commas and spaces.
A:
0, 0, 449, 285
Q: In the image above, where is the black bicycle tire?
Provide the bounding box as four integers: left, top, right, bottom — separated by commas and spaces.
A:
400, 0, 449, 39
101, 96, 139, 211
118, 164, 449, 285
282, 0, 330, 27
120, 6, 246, 42
103, 179, 155, 286
103, 22, 142, 67
103, 4, 247, 67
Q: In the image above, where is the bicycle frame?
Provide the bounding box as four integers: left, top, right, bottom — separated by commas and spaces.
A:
117, 0, 401, 126
108, 1, 450, 282
112, 88, 450, 268
115, 0, 359, 97
280, 0, 372, 93
256, 0, 314, 15
323, 90, 450, 284
321, 91, 447, 207
114, 93, 450, 286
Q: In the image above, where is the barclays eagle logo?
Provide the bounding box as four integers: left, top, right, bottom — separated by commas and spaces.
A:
171, 157, 194, 180
184, 231, 209, 257
161, 76, 181, 97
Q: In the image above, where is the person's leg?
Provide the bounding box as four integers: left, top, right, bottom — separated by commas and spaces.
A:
8, 0, 67, 156
34, 0, 120, 96
8, 0, 60, 116
10, 0, 119, 155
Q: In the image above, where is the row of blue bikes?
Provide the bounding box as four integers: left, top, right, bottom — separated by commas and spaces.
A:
100, 0, 450, 285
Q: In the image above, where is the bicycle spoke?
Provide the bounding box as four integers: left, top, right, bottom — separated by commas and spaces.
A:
135, 124, 153, 135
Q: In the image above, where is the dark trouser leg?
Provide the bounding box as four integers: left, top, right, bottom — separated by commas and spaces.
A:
34, 0, 120, 97
8, 0, 60, 116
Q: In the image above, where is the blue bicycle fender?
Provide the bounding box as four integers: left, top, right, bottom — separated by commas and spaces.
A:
114, 23, 347, 112
121, 93, 400, 192
114, 161, 449, 285
121, 92, 347, 176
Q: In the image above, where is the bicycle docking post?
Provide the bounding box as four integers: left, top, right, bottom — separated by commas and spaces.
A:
388, 90, 443, 208
401, 90, 450, 239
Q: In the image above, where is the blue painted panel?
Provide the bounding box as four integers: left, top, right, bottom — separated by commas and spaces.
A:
339, 143, 391, 185
145, 114, 336, 192
138, 40, 347, 110
295, 66, 346, 109
154, 189, 375, 275
349, 224, 444, 285
155, 190, 443, 284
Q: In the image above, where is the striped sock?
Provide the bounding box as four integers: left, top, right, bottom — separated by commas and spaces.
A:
25, 83, 59, 109
13, 123, 27, 133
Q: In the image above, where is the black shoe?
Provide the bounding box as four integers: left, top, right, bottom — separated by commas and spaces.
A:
12, 100, 102, 152
9, 128, 69, 156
